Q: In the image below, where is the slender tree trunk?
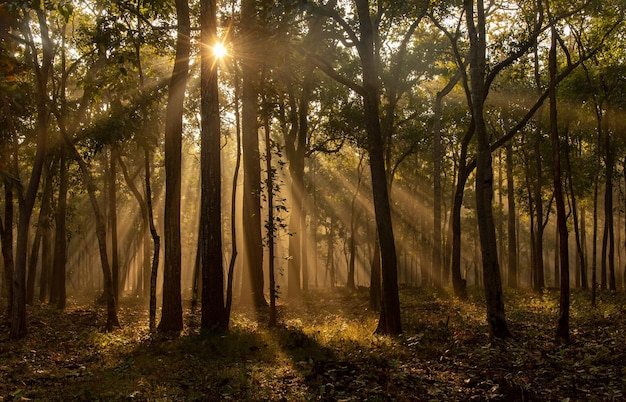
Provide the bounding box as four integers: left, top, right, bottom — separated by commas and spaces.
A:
53, 150, 68, 310
532, 122, 545, 292
29, 158, 54, 304
144, 148, 160, 332
354, 0, 401, 335
549, 28, 569, 342
506, 143, 518, 288
603, 118, 616, 291
240, 0, 266, 308
592, 169, 599, 307
326, 216, 335, 287
159, 0, 190, 333
11, 6, 52, 339
225, 63, 242, 323
1, 180, 14, 318
497, 150, 506, 276
554, 226, 560, 288
466, 0, 510, 339
565, 133, 587, 289
264, 103, 277, 327
452, 153, 470, 299
433, 74, 460, 289
108, 146, 120, 302
200, 0, 227, 331
347, 157, 365, 289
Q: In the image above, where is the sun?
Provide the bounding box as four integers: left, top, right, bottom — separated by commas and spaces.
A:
212, 42, 227, 59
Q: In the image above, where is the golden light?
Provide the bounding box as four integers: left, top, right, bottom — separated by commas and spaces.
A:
212, 42, 227, 59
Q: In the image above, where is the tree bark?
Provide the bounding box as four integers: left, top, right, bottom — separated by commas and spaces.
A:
11, 6, 52, 339
225, 63, 242, 323
603, 115, 616, 291
347, 157, 365, 289
433, 73, 462, 289
29, 157, 54, 304
466, 0, 510, 339
1, 179, 14, 318
506, 142, 518, 288
144, 148, 160, 332
108, 146, 120, 303
451, 137, 470, 299
159, 0, 190, 333
240, 0, 266, 308
200, 0, 227, 331
564, 132, 587, 289
354, 0, 401, 335
52, 149, 68, 310
549, 27, 569, 343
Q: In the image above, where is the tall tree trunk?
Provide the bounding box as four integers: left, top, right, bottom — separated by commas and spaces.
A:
225, 63, 242, 323
1, 179, 14, 318
11, 6, 52, 339
532, 120, 545, 292
622, 156, 626, 286
433, 72, 462, 289
144, 148, 160, 332
52, 150, 68, 310
506, 143, 518, 288
603, 116, 616, 291
108, 147, 120, 302
354, 0, 401, 335
240, 0, 266, 308
200, 0, 227, 331
531, 45, 546, 292
549, 28, 569, 342
565, 132, 587, 289
326, 216, 335, 287
263, 102, 277, 327
554, 226, 560, 288
592, 168, 599, 307
29, 158, 54, 304
159, 0, 190, 333
466, 0, 510, 339
451, 138, 470, 299
347, 157, 365, 289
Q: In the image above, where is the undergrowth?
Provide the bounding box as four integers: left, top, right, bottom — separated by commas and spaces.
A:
0, 287, 625, 401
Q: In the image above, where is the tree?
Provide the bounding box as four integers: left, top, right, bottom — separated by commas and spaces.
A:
505, 142, 518, 288
466, 0, 510, 338
548, 24, 569, 343
11, 4, 53, 339
158, 0, 190, 333
354, 0, 401, 334
240, 0, 266, 308
52, 150, 68, 310
200, 0, 227, 331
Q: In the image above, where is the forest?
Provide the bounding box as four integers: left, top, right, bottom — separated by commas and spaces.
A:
1, 0, 626, 400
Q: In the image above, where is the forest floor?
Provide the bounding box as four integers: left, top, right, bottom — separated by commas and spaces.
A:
0, 287, 625, 401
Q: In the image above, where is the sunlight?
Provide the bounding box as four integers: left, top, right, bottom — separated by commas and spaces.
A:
213, 42, 227, 59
